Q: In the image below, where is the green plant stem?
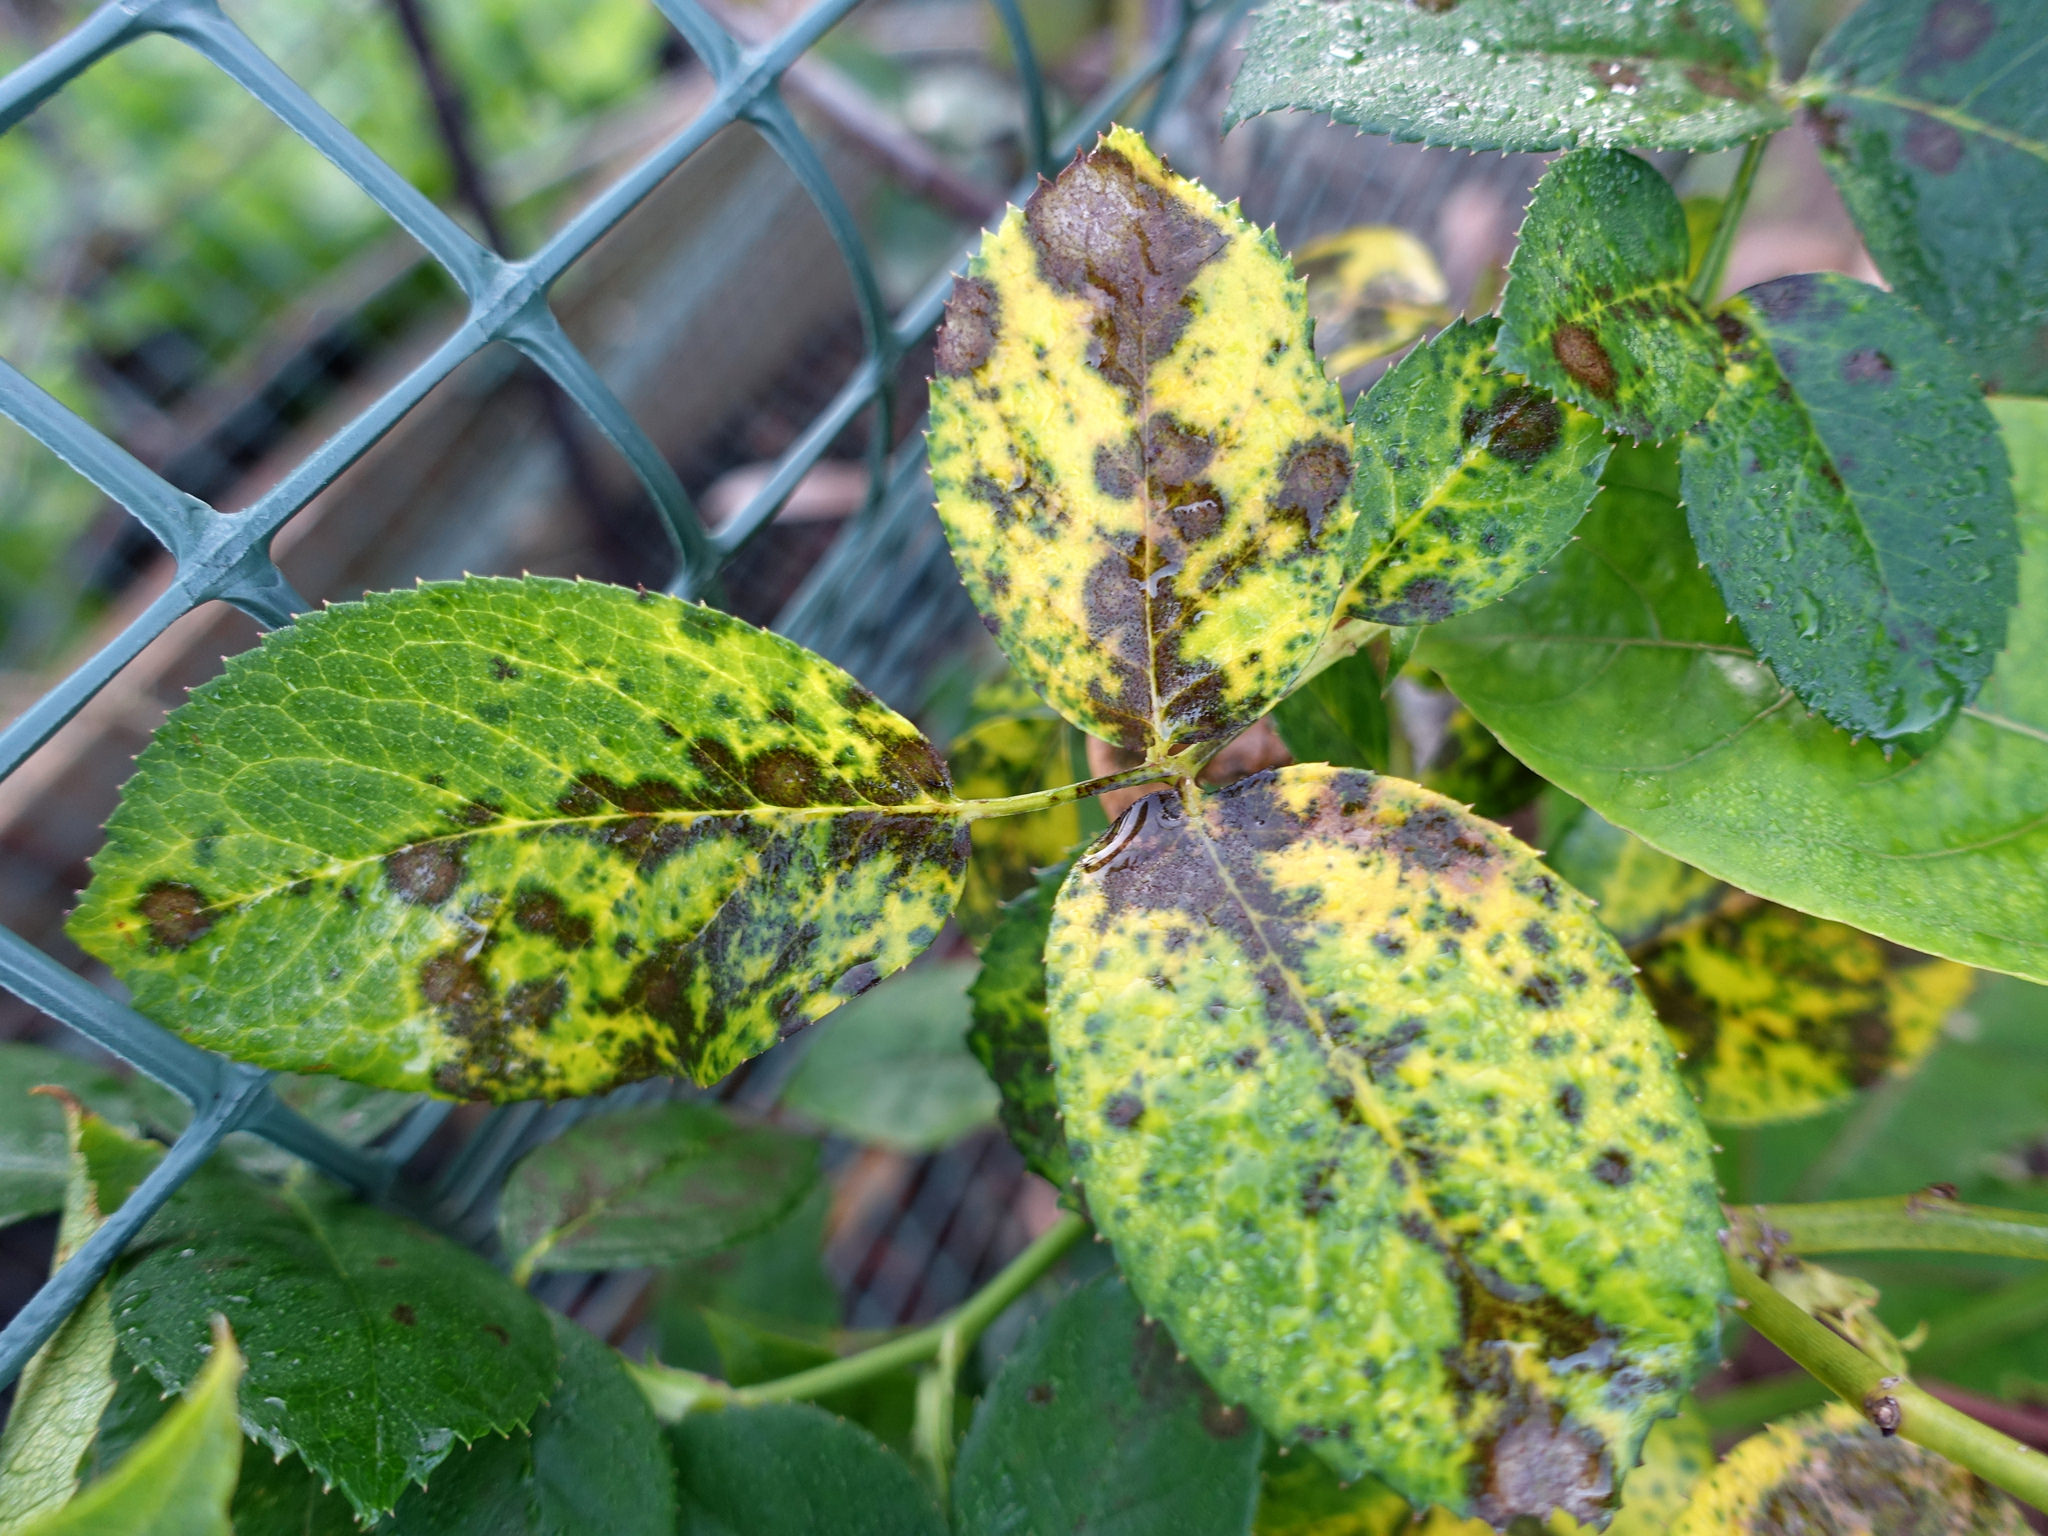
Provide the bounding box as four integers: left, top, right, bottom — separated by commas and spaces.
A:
960, 764, 1176, 821
1725, 1252, 2048, 1510
628, 1212, 1090, 1423
1688, 134, 1769, 308
1739, 1197, 2048, 1263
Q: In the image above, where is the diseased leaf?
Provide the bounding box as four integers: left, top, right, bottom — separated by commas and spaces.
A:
952, 1272, 1264, 1536
1346, 319, 1610, 626
499, 1100, 818, 1282
110, 1163, 557, 1520
1496, 150, 1724, 442
929, 126, 1359, 761
1227, 0, 1787, 153
1808, 0, 2048, 395
669, 1403, 946, 1536
949, 674, 1096, 944
1297, 225, 1450, 376
782, 962, 999, 1153
1538, 796, 1727, 952
1422, 706, 1545, 820
1420, 402, 2048, 982
966, 862, 1075, 1194
0, 1107, 156, 1527
1254, 1452, 1409, 1536
1047, 766, 1724, 1522
1271, 645, 1393, 774
1642, 899, 1974, 1124
381, 1314, 677, 1536
1555, 1403, 1714, 1536
0, 1046, 180, 1230
1683, 272, 2018, 741
1672, 1404, 2029, 1534
15, 1321, 241, 1536
68, 577, 970, 1102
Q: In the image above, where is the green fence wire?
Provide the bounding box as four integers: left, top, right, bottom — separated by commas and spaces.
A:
0, 0, 1234, 1388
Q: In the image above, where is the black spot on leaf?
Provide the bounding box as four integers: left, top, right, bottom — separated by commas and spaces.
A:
1551, 325, 1616, 398
936, 275, 1000, 375
384, 843, 464, 906
1592, 1150, 1634, 1186
138, 882, 213, 950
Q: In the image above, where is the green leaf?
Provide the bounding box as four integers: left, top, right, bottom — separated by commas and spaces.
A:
1807, 0, 2048, 395
68, 576, 970, 1102
499, 1100, 819, 1282
15, 1321, 241, 1536
1537, 796, 1728, 953
1642, 899, 1975, 1125
1047, 767, 1724, 1522
1420, 400, 2048, 982
1673, 1403, 2029, 1534
668, 1403, 946, 1536
380, 1314, 677, 1536
1296, 225, 1451, 377
0, 1107, 157, 1527
952, 1271, 1263, 1536
929, 125, 1360, 761
948, 673, 1099, 945
1270, 646, 1393, 774
227, 1452, 359, 1536
1345, 318, 1611, 626
1496, 150, 1725, 442
1227, 0, 1787, 152
0, 1046, 180, 1230
110, 1164, 557, 1520
650, 1184, 840, 1368
782, 961, 998, 1153
1682, 272, 2019, 741
966, 862, 1075, 1195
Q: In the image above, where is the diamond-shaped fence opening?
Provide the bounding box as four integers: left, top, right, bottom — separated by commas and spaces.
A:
0, 0, 1250, 1388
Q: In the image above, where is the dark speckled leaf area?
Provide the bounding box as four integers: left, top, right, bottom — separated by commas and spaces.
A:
1046, 765, 1723, 1523
68, 577, 969, 1102
928, 126, 1357, 761
1682, 271, 2018, 741
1345, 318, 1610, 627
1496, 149, 1724, 443
1226, 0, 1786, 154
1672, 1403, 2030, 1535
1808, 0, 2048, 396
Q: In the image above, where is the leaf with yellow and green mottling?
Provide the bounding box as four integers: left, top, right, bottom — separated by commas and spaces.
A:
1255, 1451, 1409, 1535
69, 577, 969, 1102
1047, 766, 1724, 1524
947, 674, 1097, 944
1296, 226, 1450, 378
1672, 1404, 2030, 1535
966, 861, 1073, 1195
1345, 319, 1610, 626
929, 125, 1360, 762
1496, 150, 1724, 442
1538, 796, 1727, 952
1639, 900, 1974, 1125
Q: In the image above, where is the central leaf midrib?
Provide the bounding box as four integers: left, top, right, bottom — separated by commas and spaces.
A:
1183, 804, 1446, 1239
170, 798, 960, 916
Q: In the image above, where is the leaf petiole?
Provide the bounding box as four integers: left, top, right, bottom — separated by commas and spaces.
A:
1688, 133, 1769, 309
1725, 1251, 2048, 1511
1733, 1195, 2048, 1264
627, 1213, 1091, 1424
958, 764, 1184, 821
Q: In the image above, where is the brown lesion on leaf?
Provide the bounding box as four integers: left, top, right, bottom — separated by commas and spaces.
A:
1912, 0, 1995, 68
138, 881, 214, 950
1551, 324, 1617, 400
1022, 142, 1228, 407
384, 842, 465, 906
511, 888, 593, 951
1682, 65, 1752, 101
1270, 437, 1352, 540
1587, 60, 1645, 90
936, 275, 1000, 376
1471, 1401, 1615, 1527
1462, 387, 1564, 467
1903, 114, 1965, 174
